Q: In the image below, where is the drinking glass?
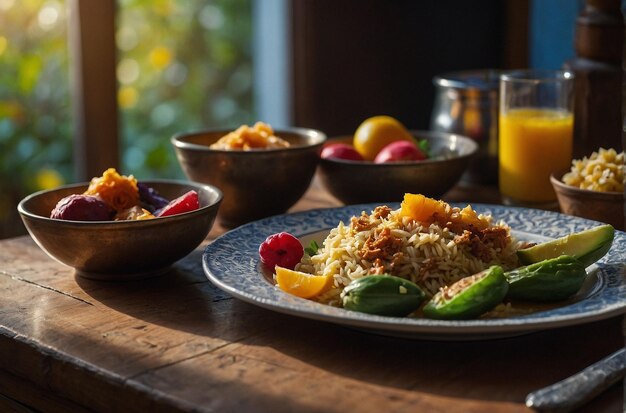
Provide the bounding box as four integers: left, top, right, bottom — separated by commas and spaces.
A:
498, 70, 574, 208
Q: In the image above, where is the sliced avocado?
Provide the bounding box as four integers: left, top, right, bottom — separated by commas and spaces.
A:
517, 224, 614, 268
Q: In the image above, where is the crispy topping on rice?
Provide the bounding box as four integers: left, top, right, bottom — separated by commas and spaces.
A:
304, 195, 521, 302
361, 227, 403, 262
373, 206, 392, 219
351, 212, 376, 232
454, 227, 510, 262
351, 206, 391, 232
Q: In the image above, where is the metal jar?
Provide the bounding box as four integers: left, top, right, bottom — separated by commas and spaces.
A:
430, 69, 500, 185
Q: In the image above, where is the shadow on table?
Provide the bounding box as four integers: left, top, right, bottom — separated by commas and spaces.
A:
235, 307, 623, 410
74, 249, 624, 409
74, 248, 241, 334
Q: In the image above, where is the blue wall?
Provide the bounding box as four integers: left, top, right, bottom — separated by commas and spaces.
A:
530, 0, 583, 69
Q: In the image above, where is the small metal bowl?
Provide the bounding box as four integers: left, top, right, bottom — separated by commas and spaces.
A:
551, 171, 624, 230
318, 131, 478, 204
171, 127, 326, 227
17, 180, 222, 280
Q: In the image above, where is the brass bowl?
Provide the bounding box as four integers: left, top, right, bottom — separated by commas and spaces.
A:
17, 180, 222, 280
318, 131, 478, 204
171, 127, 326, 227
551, 171, 625, 230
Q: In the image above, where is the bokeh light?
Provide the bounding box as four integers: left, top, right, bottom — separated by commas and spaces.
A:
37, 2, 60, 30
0, 0, 16, 11
164, 62, 188, 86
35, 168, 64, 190
116, 26, 139, 51
0, 37, 7, 56
118, 86, 139, 109
117, 58, 140, 84
118, 0, 253, 181
149, 46, 173, 70
150, 103, 176, 128
199, 5, 224, 30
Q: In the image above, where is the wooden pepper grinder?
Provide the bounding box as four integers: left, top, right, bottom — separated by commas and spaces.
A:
564, 0, 624, 158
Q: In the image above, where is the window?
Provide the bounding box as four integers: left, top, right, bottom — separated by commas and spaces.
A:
0, 0, 71, 238
117, 0, 254, 179
0, 0, 254, 238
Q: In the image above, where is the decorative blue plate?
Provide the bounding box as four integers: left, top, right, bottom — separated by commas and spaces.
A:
203, 204, 626, 341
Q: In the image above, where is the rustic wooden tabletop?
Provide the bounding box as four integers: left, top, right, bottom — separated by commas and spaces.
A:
0, 177, 623, 413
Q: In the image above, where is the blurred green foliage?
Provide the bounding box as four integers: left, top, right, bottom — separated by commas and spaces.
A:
0, 0, 72, 238
118, 0, 253, 178
0, 0, 253, 238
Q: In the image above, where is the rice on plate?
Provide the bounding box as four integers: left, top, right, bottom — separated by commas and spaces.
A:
296, 194, 523, 306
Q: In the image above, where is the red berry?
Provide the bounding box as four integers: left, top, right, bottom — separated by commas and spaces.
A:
156, 190, 199, 217
259, 232, 304, 270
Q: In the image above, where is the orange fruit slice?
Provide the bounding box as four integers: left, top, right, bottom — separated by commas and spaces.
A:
353, 115, 413, 161
400, 193, 449, 223
274, 266, 333, 299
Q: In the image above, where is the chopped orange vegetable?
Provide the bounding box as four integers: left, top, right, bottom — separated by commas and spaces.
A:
84, 168, 139, 212
400, 193, 449, 224
456, 205, 487, 230
274, 266, 333, 299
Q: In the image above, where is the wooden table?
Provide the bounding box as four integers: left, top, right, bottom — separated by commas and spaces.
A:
0, 178, 623, 413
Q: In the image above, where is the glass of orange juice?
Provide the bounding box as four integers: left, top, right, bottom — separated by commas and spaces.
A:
498, 70, 574, 208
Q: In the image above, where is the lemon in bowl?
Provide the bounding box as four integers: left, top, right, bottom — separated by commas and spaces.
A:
353, 115, 414, 161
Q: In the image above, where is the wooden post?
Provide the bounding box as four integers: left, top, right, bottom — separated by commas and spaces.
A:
67, 0, 119, 180
564, 0, 624, 158
622, 0, 626, 225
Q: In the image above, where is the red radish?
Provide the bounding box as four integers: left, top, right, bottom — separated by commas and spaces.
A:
321, 143, 364, 161
374, 140, 426, 163
259, 232, 304, 270
156, 190, 200, 217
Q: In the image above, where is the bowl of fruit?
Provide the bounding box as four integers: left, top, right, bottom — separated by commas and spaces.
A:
17, 168, 222, 280
318, 116, 478, 204
172, 122, 326, 227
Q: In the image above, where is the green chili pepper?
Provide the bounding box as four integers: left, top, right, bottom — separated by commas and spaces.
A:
505, 255, 587, 302
423, 266, 508, 320
341, 275, 426, 317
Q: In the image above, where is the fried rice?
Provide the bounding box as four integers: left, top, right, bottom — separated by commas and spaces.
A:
296, 203, 521, 306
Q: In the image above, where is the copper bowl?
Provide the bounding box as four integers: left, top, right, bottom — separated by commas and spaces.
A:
551, 171, 625, 230
17, 180, 222, 280
318, 131, 478, 204
171, 127, 326, 227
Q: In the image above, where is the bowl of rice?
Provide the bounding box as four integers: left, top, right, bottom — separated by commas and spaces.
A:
551, 148, 624, 230
172, 122, 326, 227
297, 194, 523, 306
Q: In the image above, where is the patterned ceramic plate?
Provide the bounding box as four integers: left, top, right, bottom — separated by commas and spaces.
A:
203, 204, 626, 341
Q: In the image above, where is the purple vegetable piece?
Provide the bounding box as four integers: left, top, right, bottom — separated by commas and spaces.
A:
138, 182, 169, 212
50, 194, 115, 221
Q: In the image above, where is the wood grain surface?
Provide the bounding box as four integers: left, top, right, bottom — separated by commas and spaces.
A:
0, 178, 623, 412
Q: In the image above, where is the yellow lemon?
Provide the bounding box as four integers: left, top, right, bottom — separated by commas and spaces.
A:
274, 266, 332, 299
353, 115, 413, 161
